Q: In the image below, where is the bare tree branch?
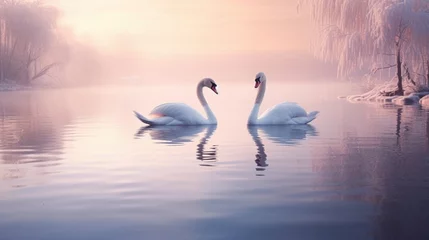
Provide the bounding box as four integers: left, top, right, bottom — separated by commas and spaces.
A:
377, 52, 395, 56
403, 64, 416, 86
412, 71, 426, 78
31, 62, 57, 81
372, 64, 397, 73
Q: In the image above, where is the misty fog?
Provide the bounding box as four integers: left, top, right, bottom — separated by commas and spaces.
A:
0, 0, 333, 87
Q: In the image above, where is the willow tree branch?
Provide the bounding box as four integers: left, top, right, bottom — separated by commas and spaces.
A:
372, 64, 397, 73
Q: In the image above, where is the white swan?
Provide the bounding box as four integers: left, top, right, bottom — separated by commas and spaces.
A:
247, 72, 319, 125
134, 78, 218, 125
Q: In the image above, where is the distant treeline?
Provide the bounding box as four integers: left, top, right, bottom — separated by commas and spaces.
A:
0, 0, 63, 84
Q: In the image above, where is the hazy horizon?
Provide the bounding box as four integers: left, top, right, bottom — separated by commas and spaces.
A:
38, 0, 332, 84
50, 0, 313, 55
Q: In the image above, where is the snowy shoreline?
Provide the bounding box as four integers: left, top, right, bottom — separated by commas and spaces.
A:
345, 82, 429, 107
0, 82, 33, 92
0, 81, 61, 92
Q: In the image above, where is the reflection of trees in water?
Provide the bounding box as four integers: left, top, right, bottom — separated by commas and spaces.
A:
135, 125, 218, 166
248, 125, 318, 176
0, 93, 65, 163
374, 107, 429, 240
0, 90, 100, 185
427, 111, 429, 151
312, 106, 429, 239
396, 108, 402, 147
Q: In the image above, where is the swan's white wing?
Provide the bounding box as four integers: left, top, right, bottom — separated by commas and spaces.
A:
150, 103, 208, 125
260, 102, 307, 119
258, 102, 317, 125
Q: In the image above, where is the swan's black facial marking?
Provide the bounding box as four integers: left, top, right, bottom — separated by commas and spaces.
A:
254, 77, 261, 88
210, 81, 218, 94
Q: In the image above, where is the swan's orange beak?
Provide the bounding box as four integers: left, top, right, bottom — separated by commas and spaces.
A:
254, 81, 260, 88
211, 86, 218, 94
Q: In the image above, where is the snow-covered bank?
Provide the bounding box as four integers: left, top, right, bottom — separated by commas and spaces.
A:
346, 82, 429, 106
0, 82, 33, 91
420, 95, 429, 108
0, 77, 65, 91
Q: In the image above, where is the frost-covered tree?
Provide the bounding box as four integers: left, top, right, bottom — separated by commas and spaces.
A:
299, 0, 429, 95
0, 0, 59, 84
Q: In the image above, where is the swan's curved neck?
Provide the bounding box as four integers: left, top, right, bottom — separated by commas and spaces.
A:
255, 81, 266, 105
197, 81, 217, 124
248, 81, 266, 124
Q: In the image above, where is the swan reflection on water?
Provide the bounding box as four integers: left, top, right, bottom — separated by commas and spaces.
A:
248, 125, 318, 176
135, 125, 218, 166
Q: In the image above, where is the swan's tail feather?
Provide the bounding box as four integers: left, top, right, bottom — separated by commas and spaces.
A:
133, 111, 177, 125
303, 111, 319, 123
308, 111, 319, 120
291, 111, 319, 124
134, 111, 154, 125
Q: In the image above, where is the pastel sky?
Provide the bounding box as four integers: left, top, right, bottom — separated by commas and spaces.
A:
50, 0, 313, 55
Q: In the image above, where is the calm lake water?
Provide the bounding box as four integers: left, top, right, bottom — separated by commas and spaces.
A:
1, 81, 429, 240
